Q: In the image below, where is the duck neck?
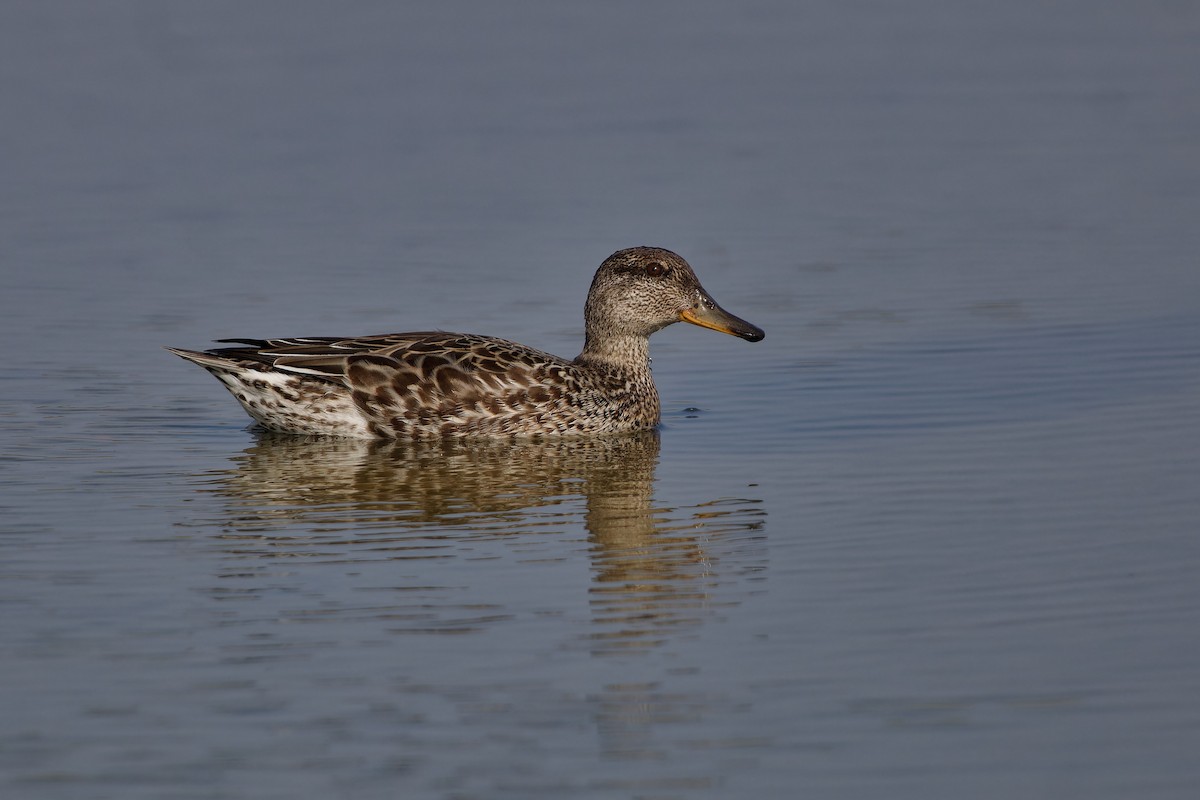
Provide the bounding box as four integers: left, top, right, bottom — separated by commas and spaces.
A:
575, 332, 653, 378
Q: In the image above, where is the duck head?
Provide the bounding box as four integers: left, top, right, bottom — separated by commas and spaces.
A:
583, 247, 765, 342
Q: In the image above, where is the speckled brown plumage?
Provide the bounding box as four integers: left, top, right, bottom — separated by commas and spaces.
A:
168, 246, 764, 438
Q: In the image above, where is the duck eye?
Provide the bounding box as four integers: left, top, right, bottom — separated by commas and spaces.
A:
644, 261, 666, 277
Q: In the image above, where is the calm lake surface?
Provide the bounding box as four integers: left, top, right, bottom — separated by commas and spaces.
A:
2, 2, 1199, 798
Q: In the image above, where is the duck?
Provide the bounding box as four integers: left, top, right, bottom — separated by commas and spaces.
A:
167, 246, 764, 438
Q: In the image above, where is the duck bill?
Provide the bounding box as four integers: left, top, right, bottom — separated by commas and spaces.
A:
679, 293, 765, 342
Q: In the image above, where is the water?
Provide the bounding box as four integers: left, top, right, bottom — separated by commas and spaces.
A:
2, 1, 1199, 798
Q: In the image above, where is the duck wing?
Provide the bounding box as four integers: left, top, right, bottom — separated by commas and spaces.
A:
210, 332, 580, 435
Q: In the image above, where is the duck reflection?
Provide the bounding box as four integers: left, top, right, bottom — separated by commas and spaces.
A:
203, 430, 765, 653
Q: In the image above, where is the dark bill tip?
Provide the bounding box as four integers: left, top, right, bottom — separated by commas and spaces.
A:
737, 324, 766, 343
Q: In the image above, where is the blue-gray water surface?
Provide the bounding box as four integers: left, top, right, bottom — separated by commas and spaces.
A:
2, 2, 1199, 798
